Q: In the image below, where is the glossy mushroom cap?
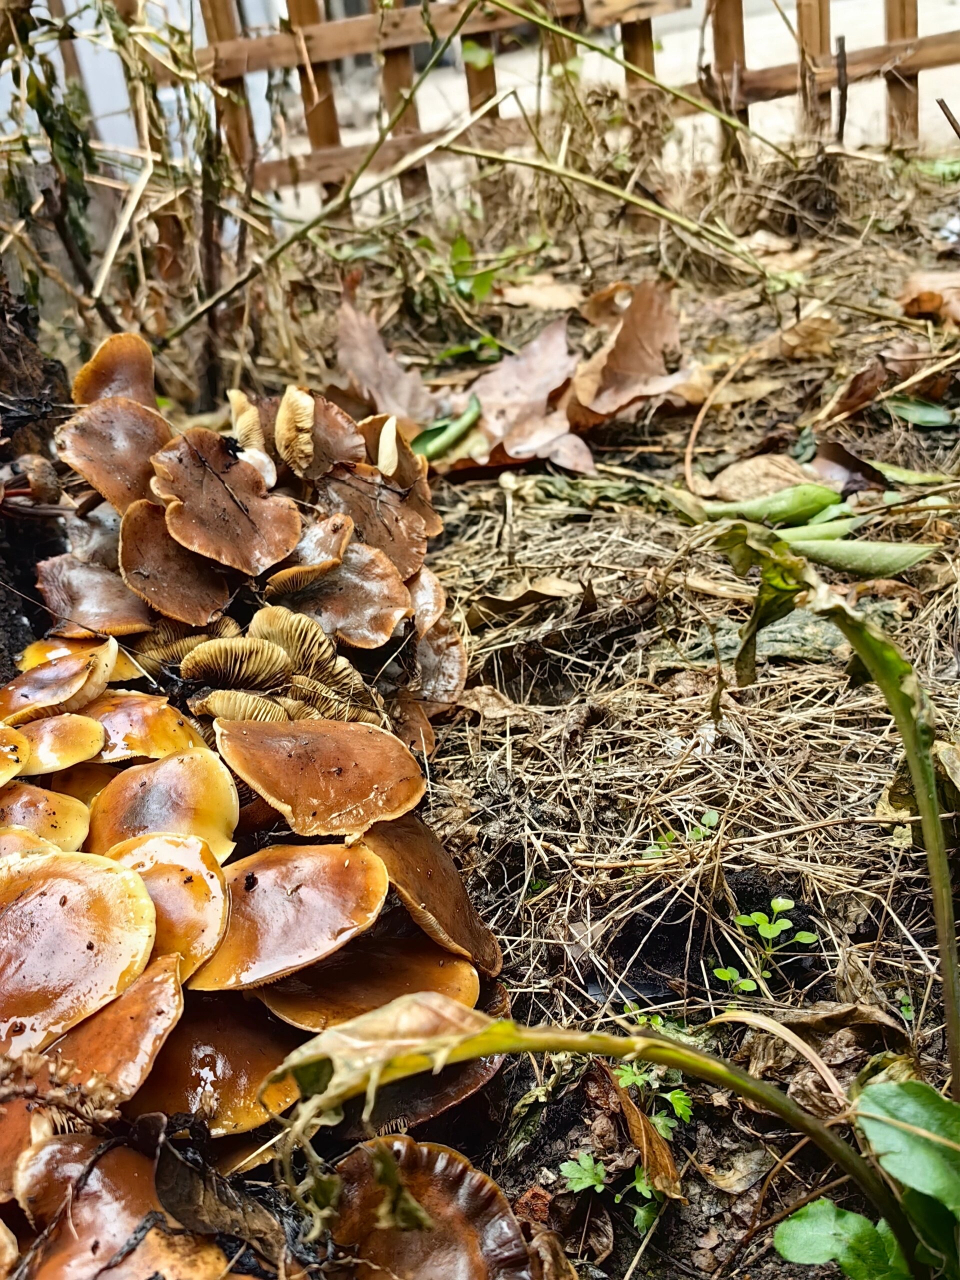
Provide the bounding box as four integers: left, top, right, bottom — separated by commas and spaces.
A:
0, 783, 90, 850
279, 541, 413, 649
70, 332, 157, 407
16, 715, 105, 775
45, 762, 119, 806
0, 640, 118, 726
0, 851, 155, 1052
264, 511, 354, 597
119, 500, 231, 626
87, 748, 239, 863
407, 566, 446, 637
188, 842, 388, 990
82, 691, 205, 762
0, 727, 28, 786
36, 555, 153, 639
0, 826, 61, 856
213, 719, 425, 837
357, 413, 443, 537
57, 398, 171, 511
16, 637, 141, 683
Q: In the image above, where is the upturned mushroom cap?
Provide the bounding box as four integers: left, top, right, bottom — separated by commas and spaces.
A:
180, 638, 292, 691
188, 842, 388, 991
16, 637, 140, 683
333, 1137, 532, 1280
119, 500, 231, 626
247, 606, 371, 707
87, 748, 239, 863
0, 851, 155, 1052
46, 762, 120, 806
125, 993, 303, 1135
406, 566, 446, 637
0, 783, 90, 850
287, 674, 382, 725
151, 428, 302, 576
315, 463, 428, 580
13, 1135, 229, 1279
0, 727, 28, 786
259, 934, 479, 1031
81, 690, 205, 762
57, 398, 171, 512
189, 689, 291, 722
274, 386, 366, 479
36, 555, 153, 639
357, 413, 443, 537
264, 512, 355, 597
357, 813, 502, 976
16, 715, 105, 775
71, 332, 157, 407
0, 826, 61, 856
0, 639, 117, 726
418, 616, 468, 709
104, 833, 228, 978
213, 719, 425, 836
283, 542, 413, 649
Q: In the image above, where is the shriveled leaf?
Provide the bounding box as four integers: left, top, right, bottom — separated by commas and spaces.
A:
465, 576, 582, 629
884, 395, 954, 427
899, 270, 960, 323
469, 319, 578, 447
600, 1061, 682, 1198
834, 359, 888, 417
774, 1199, 909, 1280
810, 442, 889, 493
337, 299, 436, 424
500, 276, 584, 310
702, 484, 841, 526
708, 455, 809, 502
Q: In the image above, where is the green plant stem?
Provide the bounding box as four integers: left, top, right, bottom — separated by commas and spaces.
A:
412, 394, 481, 460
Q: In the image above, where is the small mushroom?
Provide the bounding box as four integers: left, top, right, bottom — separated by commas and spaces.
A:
357, 813, 502, 976
151, 428, 302, 576
357, 413, 443, 537
315, 463, 428, 580
71, 332, 157, 406
406, 567, 446, 638
180, 638, 292, 691
418, 615, 468, 710
57, 398, 171, 511
119, 500, 231, 626
16, 637, 141, 683
0, 727, 28, 786
11, 455, 60, 505
281, 540, 413, 649
189, 689, 291, 723
36, 555, 153, 638
188, 842, 388, 991
0, 783, 90, 850
0, 827, 61, 856
46, 762, 120, 806
0, 851, 155, 1052
264, 512, 355, 597
104, 833, 228, 978
125, 992, 303, 1135
227, 389, 277, 487
259, 934, 479, 1031
16, 715, 105, 775
391, 692, 436, 757
333, 1137, 531, 1280
61, 502, 121, 569
213, 719, 425, 837
87, 748, 239, 863
0, 639, 117, 725
81, 690, 206, 762
274, 386, 365, 479
247, 605, 371, 705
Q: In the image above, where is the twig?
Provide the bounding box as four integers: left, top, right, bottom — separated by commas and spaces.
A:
836, 36, 848, 144
42, 184, 121, 333
90, 81, 153, 301
937, 97, 960, 142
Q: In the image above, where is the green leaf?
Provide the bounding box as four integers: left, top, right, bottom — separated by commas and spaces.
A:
787, 540, 937, 578
560, 1151, 607, 1193
631, 1199, 659, 1234
735, 979, 758, 992
870, 460, 957, 485
450, 233, 473, 275
857, 1081, 960, 1220
470, 268, 496, 302
884, 395, 954, 427
733, 915, 756, 928
461, 38, 495, 69
758, 919, 793, 939
664, 1089, 692, 1121
616, 1061, 653, 1089
702, 483, 842, 526
750, 912, 771, 926
713, 967, 738, 982
774, 1199, 910, 1280
651, 1111, 678, 1139
770, 897, 795, 914
793, 931, 819, 945
616, 1167, 655, 1201
777, 516, 868, 543
700, 810, 720, 828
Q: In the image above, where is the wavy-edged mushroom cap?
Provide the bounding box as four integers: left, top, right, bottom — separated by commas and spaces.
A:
0, 826, 61, 856
0, 783, 90, 850
0, 727, 28, 786
188, 842, 388, 991
265, 512, 355, 597
87, 748, 239, 863
119, 499, 231, 627
357, 413, 443, 537
407, 566, 446, 637
104, 833, 228, 979
274, 386, 366, 479
57, 398, 171, 512
16, 716, 105, 775
0, 640, 117, 727
283, 542, 413, 649
125, 992, 303, 1135
315, 463, 427, 580
0, 851, 155, 1052
214, 719, 425, 837
180, 638, 292, 691
71, 332, 157, 407
16, 637, 140, 683
259, 934, 478, 1031
418, 615, 468, 709
357, 813, 501, 976
36, 555, 153, 639
46, 762, 119, 806
333, 1137, 531, 1280
14, 1135, 229, 1279
81, 690, 205, 762
151, 428, 301, 576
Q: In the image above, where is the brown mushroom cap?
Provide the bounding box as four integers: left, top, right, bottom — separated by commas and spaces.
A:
180, 638, 292, 691
0, 851, 155, 1052
104, 833, 228, 978
333, 1137, 531, 1280
264, 512, 355, 597
0, 727, 28, 786
0, 826, 61, 856
119, 499, 231, 626
87, 748, 239, 863
259, 934, 478, 1031
151, 428, 302, 576
391, 693, 436, 757
36, 555, 153, 639
57, 398, 171, 512
188, 842, 388, 991
71, 332, 157, 407
406, 566, 446, 637
213, 719, 425, 837
315, 463, 427, 580
357, 813, 502, 976
16, 637, 141, 683
16, 715, 105, 775
274, 386, 366, 479
14, 1135, 229, 1279
81, 690, 205, 762
418, 616, 468, 709
46, 761, 120, 806
0, 639, 118, 726
283, 542, 413, 649
125, 992, 303, 1135
357, 413, 443, 537
0, 783, 90, 850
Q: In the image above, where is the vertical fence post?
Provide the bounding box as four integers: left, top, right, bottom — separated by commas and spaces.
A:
288, 0, 342, 153
796, 0, 831, 135
463, 32, 498, 111
381, 43, 431, 201
885, 0, 919, 147
622, 18, 655, 88
711, 0, 748, 157
199, 0, 255, 168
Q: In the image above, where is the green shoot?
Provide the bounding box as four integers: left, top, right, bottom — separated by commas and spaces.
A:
560, 1151, 606, 1193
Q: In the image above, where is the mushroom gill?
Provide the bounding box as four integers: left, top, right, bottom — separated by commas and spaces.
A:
357, 412, 443, 537
56, 398, 172, 512
264, 511, 355, 597
180, 637, 292, 691
274, 385, 365, 479
119, 499, 231, 626
70, 332, 157, 407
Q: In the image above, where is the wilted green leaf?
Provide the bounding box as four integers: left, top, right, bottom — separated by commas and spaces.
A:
884, 396, 954, 427
702, 484, 842, 526
778, 517, 869, 543
788, 539, 937, 577
871, 461, 957, 485
774, 1199, 909, 1280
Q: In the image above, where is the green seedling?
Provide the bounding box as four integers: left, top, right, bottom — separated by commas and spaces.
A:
560, 1151, 606, 1193
615, 1167, 661, 1235
713, 966, 761, 993
734, 896, 818, 960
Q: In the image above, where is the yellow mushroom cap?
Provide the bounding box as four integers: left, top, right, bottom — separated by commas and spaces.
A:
46, 761, 120, 807
82, 690, 206, 762
0, 826, 62, 856
0, 639, 118, 726
0, 782, 90, 850
16, 715, 106, 775
36, 554, 153, 638
87, 748, 239, 863
188, 842, 388, 991
104, 833, 228, 979
0, 727, 29, 786
16, 637, 142, 683
0, 851, 155, 1053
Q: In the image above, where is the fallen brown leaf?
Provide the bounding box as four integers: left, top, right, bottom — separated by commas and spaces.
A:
470, 319, 578, 445
465, 576, 582, 629
779, 314, 842, 360
899, 270, 960, 323
579, 281, 634, 330
500, 275, 584, 311
337, 298, 436, 424
832, 358, 888, 418
708, 454, 810, 501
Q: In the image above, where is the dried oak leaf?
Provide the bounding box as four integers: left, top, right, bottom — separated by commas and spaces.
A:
37, 554, 153, 638
315, 462, 427, 580
151, 428, 301, 576
119, 500, 231, 627
337, 298, 436, 424
57, 398, 172, 513
274, 385, 366, 478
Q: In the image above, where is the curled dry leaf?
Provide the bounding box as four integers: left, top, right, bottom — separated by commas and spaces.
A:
598, 1061, 683, 1198
285, 541, 413, 649
464, 576, 582, 630
808, 442, 889, 494
0, 850, 155, 1052
778, 314, 842, 360
418, 616, 468, 709
337, 297, 436, 424
708, 454, 810, 502
899, 270, 960, 323
36, 554, 153, 638
82, 690, 206, 762
0, 782, 90, 849
274, 385, 366, 478
189, 842, 388, 990
265, 512, 354, 596
315, 463, 427, 581
833, 358, 888, 418
151, 428, 302, 576
580, 281, 635, 329
71, 332, 157, 407
214, 719, 425, 837
0, 638, 117, 725
470, 319, 578, 450
57, 398, 172, 512
16, 714, 105, 775
391, 692, 437, 757
119, 500, 231, 627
